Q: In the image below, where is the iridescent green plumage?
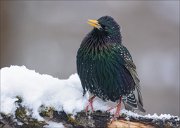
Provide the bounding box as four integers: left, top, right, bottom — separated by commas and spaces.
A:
77, 16, 145, 112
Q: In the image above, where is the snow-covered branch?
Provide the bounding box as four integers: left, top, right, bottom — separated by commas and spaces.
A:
0, 66, 179, 128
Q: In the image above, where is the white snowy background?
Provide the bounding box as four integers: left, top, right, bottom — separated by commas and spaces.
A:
1, 1, 179, 117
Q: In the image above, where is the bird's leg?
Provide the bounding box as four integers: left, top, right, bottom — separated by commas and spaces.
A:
114, 97, 122, 118
85, 95, 96, 112
106, 97, 122, 117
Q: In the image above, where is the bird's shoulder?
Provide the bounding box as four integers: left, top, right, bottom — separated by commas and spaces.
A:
111, 44, 139, 82
110, 44, 135, 65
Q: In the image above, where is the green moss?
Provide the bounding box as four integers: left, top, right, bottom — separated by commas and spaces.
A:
14, 104, 47, 127
15, 106, 28, 123
39, 105, 54, 118
67, 114, 79, 125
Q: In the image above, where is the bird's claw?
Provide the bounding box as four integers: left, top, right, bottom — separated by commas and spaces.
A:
107, 97, 122, 118
85, 96, 95, 113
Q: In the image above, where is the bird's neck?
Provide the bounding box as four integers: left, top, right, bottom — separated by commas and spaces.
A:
89, 29, 122, 46
80, 31, 122, 55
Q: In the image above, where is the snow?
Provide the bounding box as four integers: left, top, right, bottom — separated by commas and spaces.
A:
144, 113, 178, 120
0, 65, 115, 119
0, 65, 179, 123
44, 121, 64, 128
121, 109, 179, 121
0, 65, 88, 120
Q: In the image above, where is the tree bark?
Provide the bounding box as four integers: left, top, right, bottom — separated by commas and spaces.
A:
1, 109, 179, 128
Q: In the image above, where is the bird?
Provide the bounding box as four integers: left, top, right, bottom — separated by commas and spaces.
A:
76, 16, 145, 117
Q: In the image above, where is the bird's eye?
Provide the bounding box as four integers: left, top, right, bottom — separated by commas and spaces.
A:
100, 24, 106, 29
100, 24, 108, 31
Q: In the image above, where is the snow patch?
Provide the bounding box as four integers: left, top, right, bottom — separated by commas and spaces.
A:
121, 109, 179, 121
0, 66, 87, 119
44, 121, 64, 128
0, 66, 112, 119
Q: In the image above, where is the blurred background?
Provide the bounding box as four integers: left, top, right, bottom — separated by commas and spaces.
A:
0, 1, 179, 116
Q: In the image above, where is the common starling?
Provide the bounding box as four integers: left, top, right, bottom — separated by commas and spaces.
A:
76, 16, 145, 117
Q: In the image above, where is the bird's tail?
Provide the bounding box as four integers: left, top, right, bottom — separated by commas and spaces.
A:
122, 92, 146, 112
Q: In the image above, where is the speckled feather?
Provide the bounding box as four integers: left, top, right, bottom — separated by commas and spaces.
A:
77, 16, 145, 112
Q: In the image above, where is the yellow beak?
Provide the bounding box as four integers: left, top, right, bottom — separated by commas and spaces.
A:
87, 19, 101, 29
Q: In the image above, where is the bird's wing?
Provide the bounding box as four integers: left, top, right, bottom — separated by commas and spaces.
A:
119, 45, 145, 112
124, 60, 145, 112
76, 48, 87, 95
125, 60, 143, 105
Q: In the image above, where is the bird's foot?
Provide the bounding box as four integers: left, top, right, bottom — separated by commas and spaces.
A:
85, 96, 96, 112
108, 99, 122, 124
106, 97, 122, 118
114, 101, 121, 118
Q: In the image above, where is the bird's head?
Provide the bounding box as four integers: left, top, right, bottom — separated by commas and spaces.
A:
87, 16, 121, 38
